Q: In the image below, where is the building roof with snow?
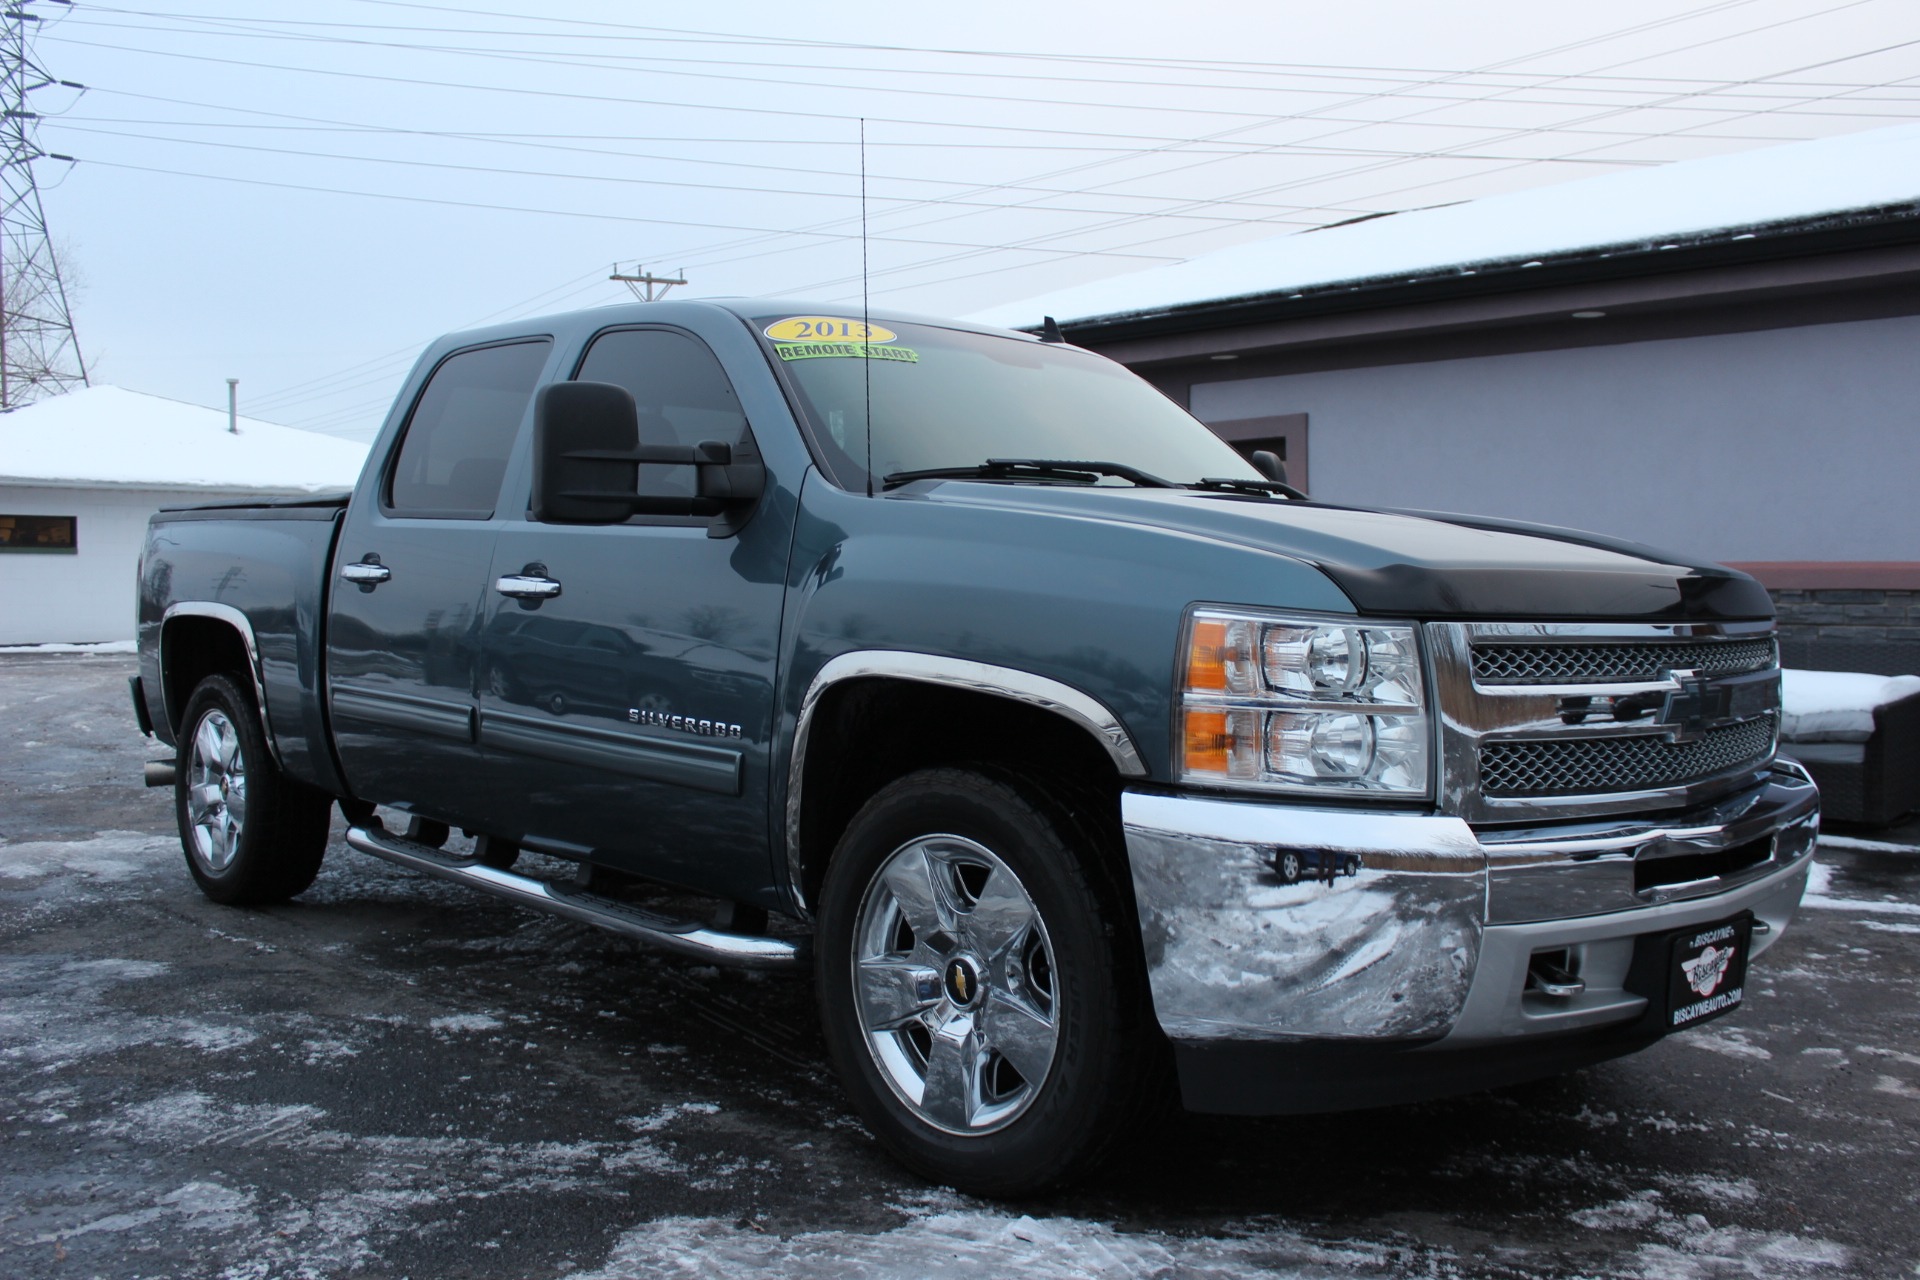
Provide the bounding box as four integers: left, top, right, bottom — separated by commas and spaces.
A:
0, 385, 367, 492
969, 121, 1920, 339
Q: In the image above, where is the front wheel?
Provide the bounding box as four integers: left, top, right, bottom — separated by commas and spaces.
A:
175, 674, 332, 905
815, 767, 1161, 1196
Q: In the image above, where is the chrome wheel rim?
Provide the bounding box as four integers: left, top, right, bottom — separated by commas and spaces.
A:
851, 834, 1059, 1135
185, 709, 246, 873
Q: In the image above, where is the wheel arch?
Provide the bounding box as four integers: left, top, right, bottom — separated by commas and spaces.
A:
159, 603, 280, 765
783, 652, 1148, 916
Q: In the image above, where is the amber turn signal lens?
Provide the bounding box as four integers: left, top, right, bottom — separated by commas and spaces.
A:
1186, 619, 1229, 692
1182, 708, 1230, 774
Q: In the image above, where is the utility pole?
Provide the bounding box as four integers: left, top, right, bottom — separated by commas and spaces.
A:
610, 263, 686, 302
0, 0, 85, 411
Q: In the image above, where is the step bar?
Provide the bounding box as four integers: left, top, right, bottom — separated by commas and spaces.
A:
344, 825, 807, 970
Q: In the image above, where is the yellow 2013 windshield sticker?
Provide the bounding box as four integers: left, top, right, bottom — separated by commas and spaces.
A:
763, 316, 919, 364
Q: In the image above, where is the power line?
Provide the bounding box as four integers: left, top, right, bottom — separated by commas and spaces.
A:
767, 0, 1906, 298
46, 122, 1408, 223
63, 7, 1920, 114
51, 18, 1920, 134
49, 23, 1920, 158
72, 2, 1920, 111
69, 155, 1188, 262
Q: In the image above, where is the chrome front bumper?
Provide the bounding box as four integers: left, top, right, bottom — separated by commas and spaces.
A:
1123, 763, 1819, 1047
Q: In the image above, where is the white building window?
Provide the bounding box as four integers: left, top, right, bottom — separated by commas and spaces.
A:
0, 514, 77, 552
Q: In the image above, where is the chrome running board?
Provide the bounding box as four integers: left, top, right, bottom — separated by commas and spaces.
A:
344, 825, 807, 970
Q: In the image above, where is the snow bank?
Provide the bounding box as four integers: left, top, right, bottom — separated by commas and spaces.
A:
0, 640, 137, 655
1781, 669, 1920, 742
970, 121, 1920, 331
0, 385, 366, 492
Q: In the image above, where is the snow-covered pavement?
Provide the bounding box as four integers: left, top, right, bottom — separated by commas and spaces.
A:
2, 653, 1916, 1280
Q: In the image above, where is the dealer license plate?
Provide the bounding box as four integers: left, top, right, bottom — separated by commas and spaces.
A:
1665, 914, 1752, 1031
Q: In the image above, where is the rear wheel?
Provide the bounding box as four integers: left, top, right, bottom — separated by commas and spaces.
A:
174, 674, 331, 905
816, 767, 1160, 1196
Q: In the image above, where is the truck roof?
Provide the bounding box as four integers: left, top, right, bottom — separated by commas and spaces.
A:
428, 297, 1043, 355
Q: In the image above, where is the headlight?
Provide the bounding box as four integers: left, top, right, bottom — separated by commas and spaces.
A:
1178, 608, 1430, 796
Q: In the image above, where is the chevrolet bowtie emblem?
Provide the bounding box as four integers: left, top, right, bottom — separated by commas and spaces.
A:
943, 958, 979, 1006
1657, 670, 1732, 743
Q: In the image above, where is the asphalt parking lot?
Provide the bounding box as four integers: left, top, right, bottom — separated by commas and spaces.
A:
3, 651, 1918, 1280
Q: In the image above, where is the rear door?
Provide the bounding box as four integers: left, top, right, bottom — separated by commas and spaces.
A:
476, 325, 793, 899
326, 337, 551, 829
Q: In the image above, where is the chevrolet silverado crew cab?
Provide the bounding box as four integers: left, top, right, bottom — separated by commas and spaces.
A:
132, 299, 1818, 1195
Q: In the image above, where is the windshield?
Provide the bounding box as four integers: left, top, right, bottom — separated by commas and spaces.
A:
755, 315, 1262, 489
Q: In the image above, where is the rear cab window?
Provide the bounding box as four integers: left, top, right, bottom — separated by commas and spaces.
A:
386, 339, 552, 518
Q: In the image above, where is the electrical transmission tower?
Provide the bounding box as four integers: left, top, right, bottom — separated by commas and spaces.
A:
0, 0, 85, 409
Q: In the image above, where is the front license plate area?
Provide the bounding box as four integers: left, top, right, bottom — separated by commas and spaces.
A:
1666, 914, 1752, 1031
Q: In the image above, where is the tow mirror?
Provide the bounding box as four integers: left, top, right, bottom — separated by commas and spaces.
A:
1249, 449, 1290, 487
532, 381, 766, 536
533, 381, 640, 525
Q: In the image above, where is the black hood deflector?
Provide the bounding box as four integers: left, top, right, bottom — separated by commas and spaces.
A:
916, 486, 1775, 622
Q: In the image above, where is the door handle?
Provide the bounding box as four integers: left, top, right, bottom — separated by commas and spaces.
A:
340, 559, 391, 588
495, 574, 563, 600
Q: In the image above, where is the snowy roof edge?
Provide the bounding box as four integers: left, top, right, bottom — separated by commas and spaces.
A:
0, 475, 356, 493
1032, 197, 1920, 334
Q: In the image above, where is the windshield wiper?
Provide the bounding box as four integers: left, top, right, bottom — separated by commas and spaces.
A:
882, 458, 1177, 490
1189, 476, 1309, 501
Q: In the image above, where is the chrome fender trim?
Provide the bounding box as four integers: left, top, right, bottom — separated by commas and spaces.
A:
159, 601, 283, 767
783, 650, 1148, 915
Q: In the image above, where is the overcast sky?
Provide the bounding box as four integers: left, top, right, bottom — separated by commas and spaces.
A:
31, 0, 1920, 440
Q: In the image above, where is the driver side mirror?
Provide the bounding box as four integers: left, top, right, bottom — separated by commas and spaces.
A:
1249, 449, 1291, 488
532, 381, 766, 536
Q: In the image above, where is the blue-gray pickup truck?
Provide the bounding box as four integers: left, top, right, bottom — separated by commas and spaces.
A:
133, 299, 1819, 1194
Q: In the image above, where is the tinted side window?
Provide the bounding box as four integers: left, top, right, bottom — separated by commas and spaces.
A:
388, 339, 551, 517
575, 329, 750, 501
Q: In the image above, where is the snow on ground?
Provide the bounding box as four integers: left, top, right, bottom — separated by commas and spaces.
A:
969, 121, 1920, 331
0, 385, 366, 492
577, 1203, 1401, 1280
0, 640, 137, 655
1781, 669, 1920, 741
1801, 860, 1920, 916
576, 1193, 1855, 1280
1816, 834, 1920, 854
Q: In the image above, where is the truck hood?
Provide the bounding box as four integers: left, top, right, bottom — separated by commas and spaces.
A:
909, 483, 1772, 621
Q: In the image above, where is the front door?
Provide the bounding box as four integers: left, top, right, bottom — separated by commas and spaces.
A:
326, 337, 552, 830
476, 326, 794, 901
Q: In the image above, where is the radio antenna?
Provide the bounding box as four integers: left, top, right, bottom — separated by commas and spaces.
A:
860, 117, 873, 498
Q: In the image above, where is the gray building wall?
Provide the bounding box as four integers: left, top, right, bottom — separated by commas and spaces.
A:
1187, 313, 1920, 564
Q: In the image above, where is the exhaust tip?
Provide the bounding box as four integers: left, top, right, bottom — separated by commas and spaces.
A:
143, 760, 177, 788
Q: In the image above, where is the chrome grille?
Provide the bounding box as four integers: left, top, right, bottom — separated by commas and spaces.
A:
1480, 715, 1777, 796
1472, 637, 1777, 685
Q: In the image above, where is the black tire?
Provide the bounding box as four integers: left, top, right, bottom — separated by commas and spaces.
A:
815, 766, 1162, 1197
1277, 849, 1303, 883
174, 674, 332, 905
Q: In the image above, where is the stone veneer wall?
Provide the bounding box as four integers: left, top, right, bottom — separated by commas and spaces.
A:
1770, 589, 1920, 645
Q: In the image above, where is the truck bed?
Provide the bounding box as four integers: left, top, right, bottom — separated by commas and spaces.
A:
136, 494, 350, 796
